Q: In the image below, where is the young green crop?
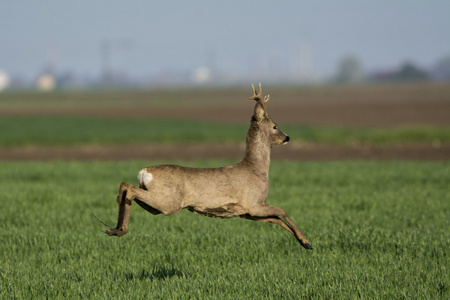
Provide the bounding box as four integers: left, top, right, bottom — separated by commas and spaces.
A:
0, 161, 448, 298
1, 116, 449, 147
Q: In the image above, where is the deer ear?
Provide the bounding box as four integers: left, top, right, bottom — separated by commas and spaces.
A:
254, 101, 266, 121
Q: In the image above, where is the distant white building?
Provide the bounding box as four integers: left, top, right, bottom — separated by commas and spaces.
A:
36, 73, 56, 91
191, 67, 212, 83
0, 70, 10, 91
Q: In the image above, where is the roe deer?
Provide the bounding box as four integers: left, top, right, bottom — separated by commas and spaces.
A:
106, 83, 312, 249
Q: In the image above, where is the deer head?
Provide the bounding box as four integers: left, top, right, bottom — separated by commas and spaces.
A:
248, 82, 290, 146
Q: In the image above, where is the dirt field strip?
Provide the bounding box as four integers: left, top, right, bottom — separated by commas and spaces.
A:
2, 98, 449, 127
2, 83, 450, 127
1, 142, 448, 161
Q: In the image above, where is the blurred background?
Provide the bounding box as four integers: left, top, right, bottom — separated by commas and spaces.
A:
1, 1, 449, 89
0, 1, 449, 161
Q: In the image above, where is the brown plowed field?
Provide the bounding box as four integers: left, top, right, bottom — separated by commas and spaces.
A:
2, 82, 450, 127
1, 82, 449, 161
1, 143, 449, 161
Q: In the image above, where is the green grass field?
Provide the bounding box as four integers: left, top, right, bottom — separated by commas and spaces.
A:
1, 116, 449, 147
1, 160, 448, 298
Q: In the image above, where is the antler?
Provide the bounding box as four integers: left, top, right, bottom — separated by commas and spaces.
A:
248, 82, 269, 103
249, 82, 270, 120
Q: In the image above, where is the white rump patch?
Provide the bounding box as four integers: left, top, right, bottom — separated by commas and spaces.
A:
138, 169, 153, 188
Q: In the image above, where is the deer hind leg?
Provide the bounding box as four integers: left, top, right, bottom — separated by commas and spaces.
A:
248, 205, 313, 250
105, 182, 166, 237
106, 182, 134, 237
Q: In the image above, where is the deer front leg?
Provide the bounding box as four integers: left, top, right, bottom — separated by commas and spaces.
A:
248, 205, 313, 250
241, 215, 297, 237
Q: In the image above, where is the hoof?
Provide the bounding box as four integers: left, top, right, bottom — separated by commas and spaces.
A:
300, 242, 313, 250
105, 227, 127, 237
303, 243, 313, 250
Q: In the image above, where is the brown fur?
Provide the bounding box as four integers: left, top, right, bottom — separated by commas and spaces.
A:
106, 83, 312, 250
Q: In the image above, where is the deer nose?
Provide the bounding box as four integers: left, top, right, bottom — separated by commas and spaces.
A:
284, 136, 290, 143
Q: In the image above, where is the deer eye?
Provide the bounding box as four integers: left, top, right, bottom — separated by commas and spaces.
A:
273, 126, 278, 130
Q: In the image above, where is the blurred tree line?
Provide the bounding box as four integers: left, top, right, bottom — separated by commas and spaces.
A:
335, 53, 450, 84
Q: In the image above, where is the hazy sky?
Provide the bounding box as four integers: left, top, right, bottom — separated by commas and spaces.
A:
1, 1, 449, 80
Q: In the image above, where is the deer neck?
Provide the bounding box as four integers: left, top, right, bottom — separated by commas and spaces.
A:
242, 122, 271, 178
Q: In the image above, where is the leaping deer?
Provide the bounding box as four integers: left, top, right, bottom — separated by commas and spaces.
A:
106, 83, 312, 250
